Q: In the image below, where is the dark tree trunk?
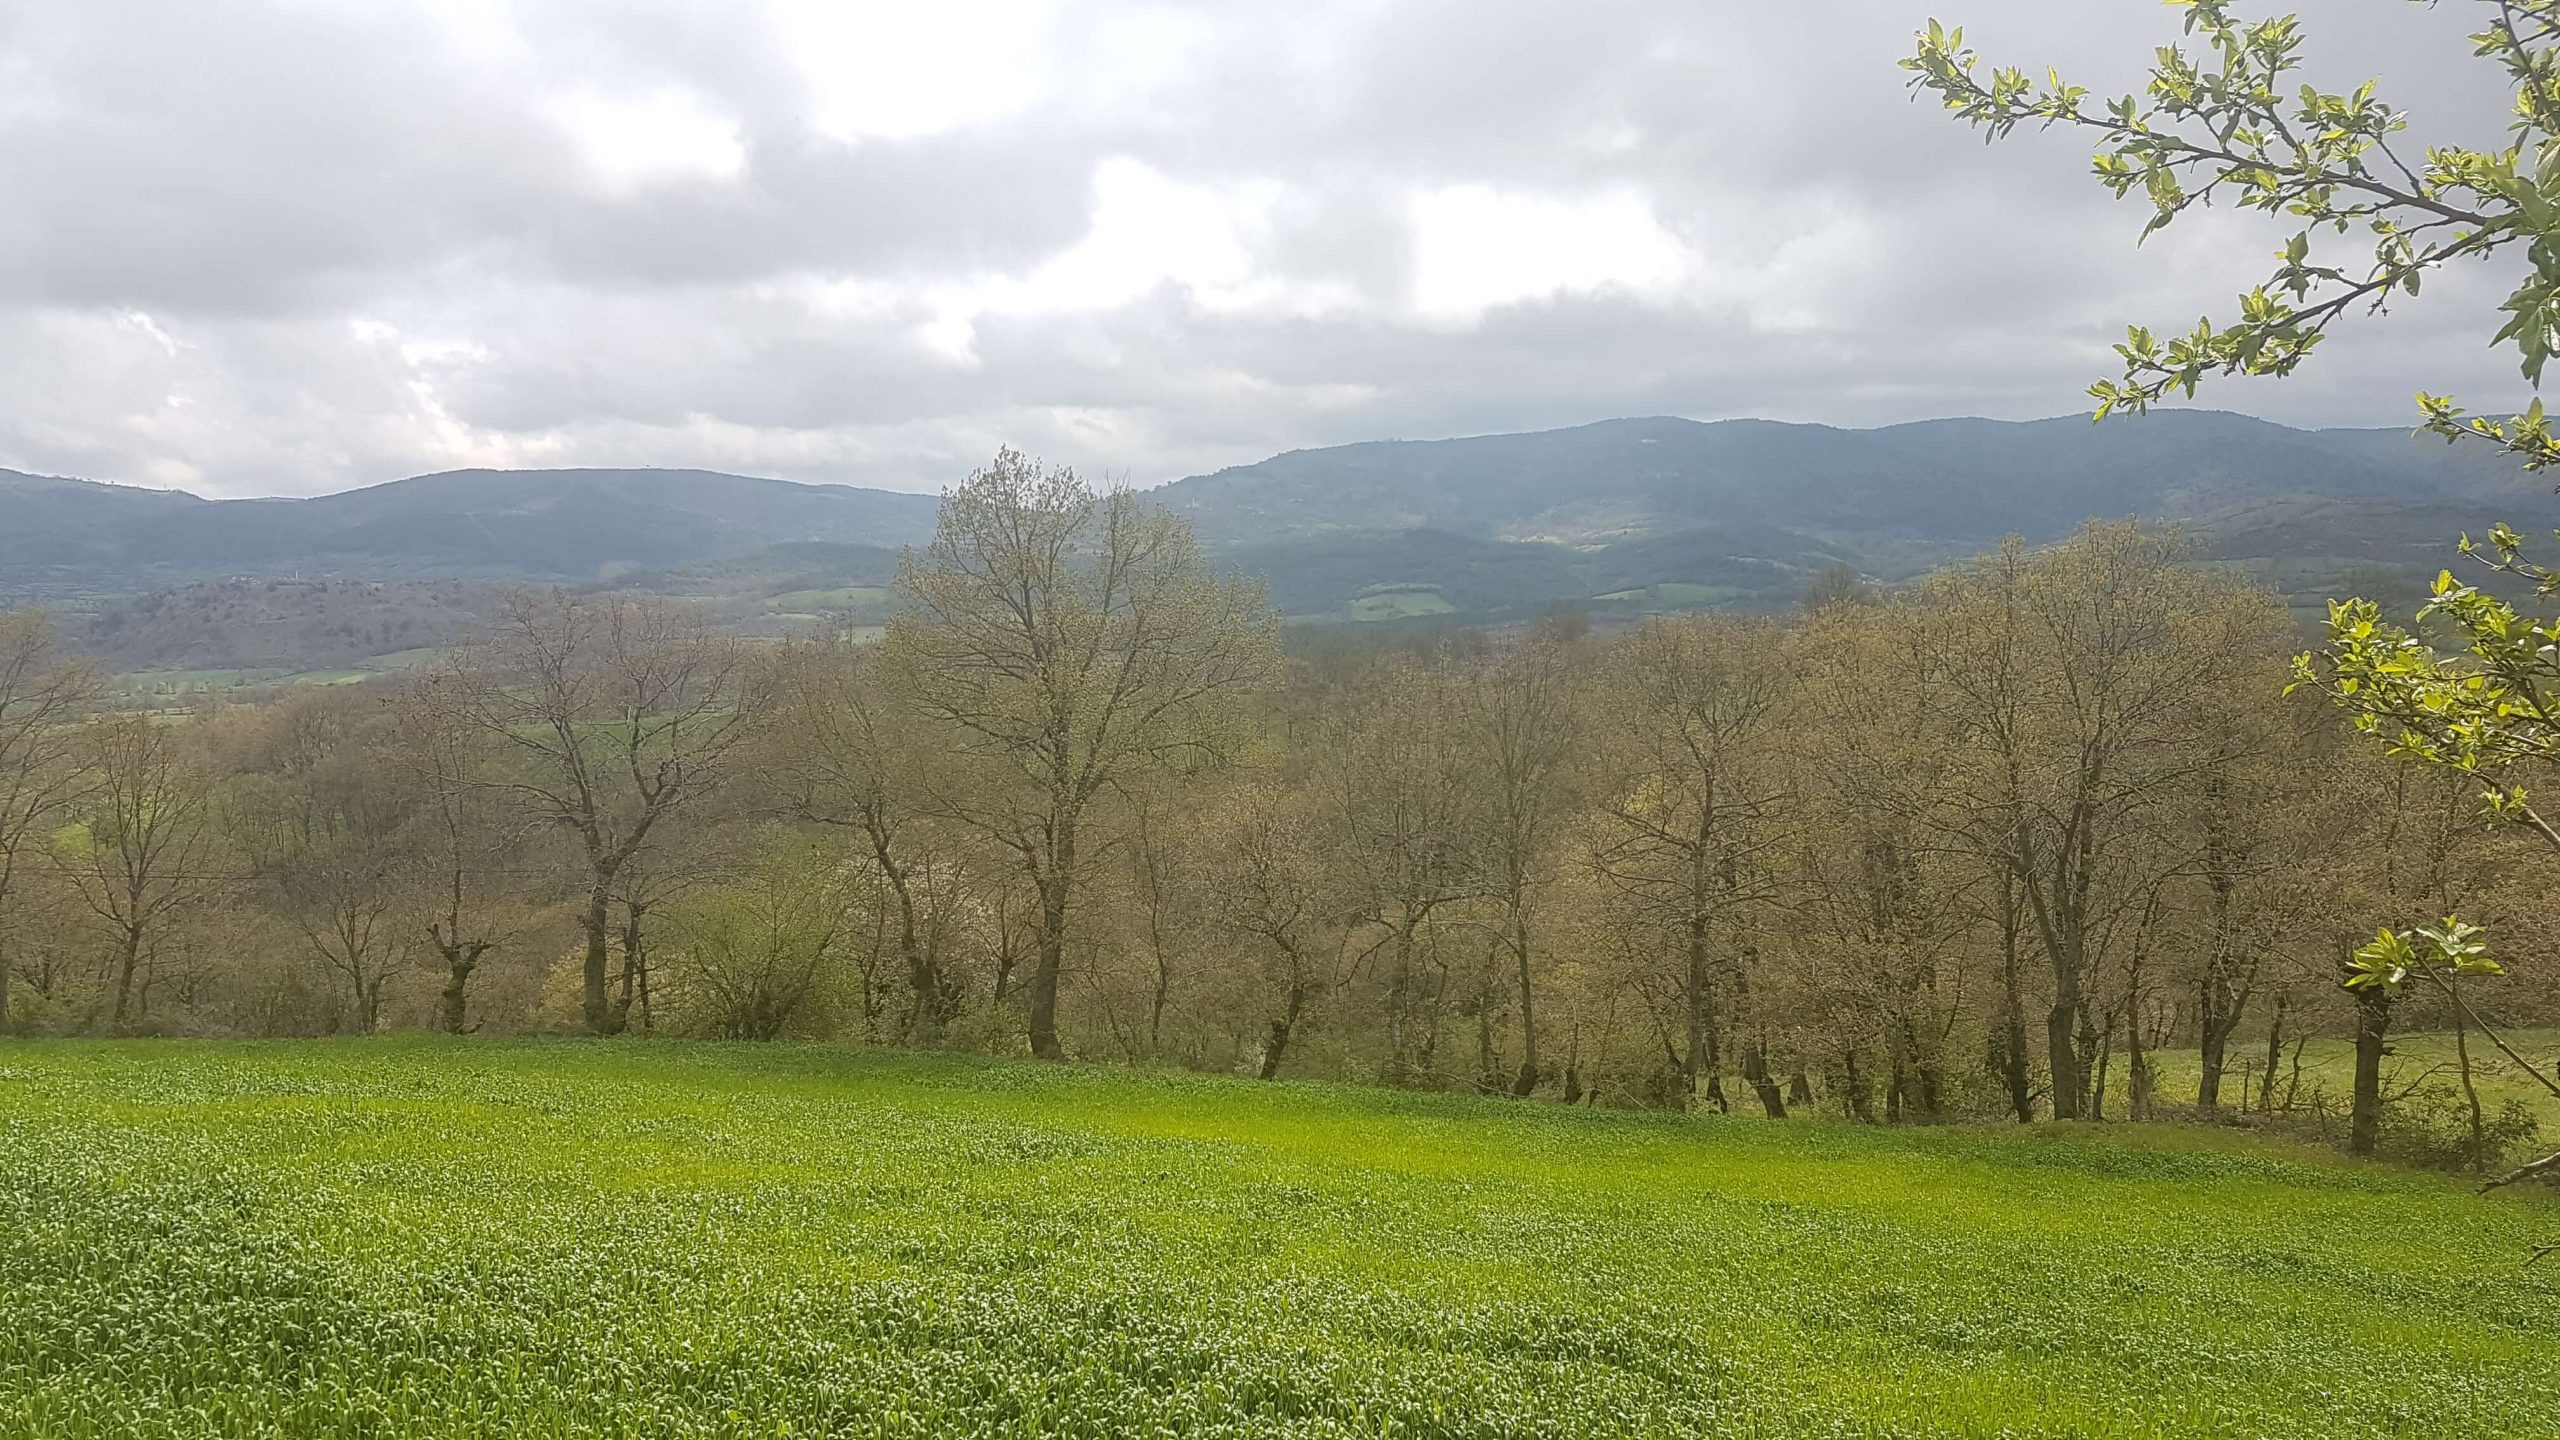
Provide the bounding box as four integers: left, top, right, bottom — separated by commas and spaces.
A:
2048, 987, 2086, 1120
1509, 911, 1538, 1098
2197, 1012, 2229, 1111
1741, 1033, 1787, 1119
1899, 1016, 1944, 1123
437, 940, 488, 1034
1027, 827, 1072, 1062
1842, 1048, 1878, 1124
1996, 872, 2035, 1123
112, 926, 142, 1024
2348, 986, 2392, 1157
1681, 912, 1712, 1110
2258, 989, 2288, 1114
617, 901, 653, 1034
580, 885, 623, 1035
2088, 1012, 2112, 1122
2126, 1008, 2153, 1122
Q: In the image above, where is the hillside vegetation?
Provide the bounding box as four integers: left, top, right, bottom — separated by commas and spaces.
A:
1, 1038, 2554, 1439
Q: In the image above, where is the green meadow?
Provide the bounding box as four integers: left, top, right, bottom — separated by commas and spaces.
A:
1, 1038, 2555, 1438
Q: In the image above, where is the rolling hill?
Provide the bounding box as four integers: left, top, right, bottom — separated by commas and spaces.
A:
0, 466, 942, 596
1151, 411, 2544, 620
4, 410, 2546, 653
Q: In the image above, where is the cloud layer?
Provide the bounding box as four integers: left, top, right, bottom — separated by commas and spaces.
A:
0, 0, 2529, 496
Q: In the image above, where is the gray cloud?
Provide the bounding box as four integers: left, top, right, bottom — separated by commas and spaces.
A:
0, 0, 2535, 497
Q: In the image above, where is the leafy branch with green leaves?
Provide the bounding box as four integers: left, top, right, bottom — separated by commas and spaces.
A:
1903, 0, 2560, 467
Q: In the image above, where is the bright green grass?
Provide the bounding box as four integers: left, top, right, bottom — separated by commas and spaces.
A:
112, 663, 392, 696
1650, 582, 1746, 606
1347, 590, 1457, 620
770, 586, 894, 611
1, 1039, 2555, 1439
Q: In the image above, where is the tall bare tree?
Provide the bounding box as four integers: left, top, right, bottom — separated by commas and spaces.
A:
67, 716, 218, 1025
1199, 779, 1360, 1081
0, 615, 97, 1031
1592, 616, 1793, 1114
765, 640, 970, 1041
417, 591, 769, 1035
888, 450, 1280, 1061
1312, 658, 1488, 1085
1916, 525, 2285, 1119
222, 695, 419, 1033
395, 687, 529, 1035
1458, 636, 1585, 1097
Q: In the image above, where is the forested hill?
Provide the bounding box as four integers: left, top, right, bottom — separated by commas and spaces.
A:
0, 411, 2539, 622
0, 466, 942, 594
1152, 410, 2545, 619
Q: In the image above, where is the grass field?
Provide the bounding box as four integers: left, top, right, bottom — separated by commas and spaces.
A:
2, 1039, 2556, 1438
2106, 1029, 2560, 1134
769, 587, 894, 612
1346, 588, 1458, 621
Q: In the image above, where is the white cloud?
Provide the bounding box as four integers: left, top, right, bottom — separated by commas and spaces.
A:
767, 0, 1052, 143
1409, 185, 1695, 327
548, 86, 746, 193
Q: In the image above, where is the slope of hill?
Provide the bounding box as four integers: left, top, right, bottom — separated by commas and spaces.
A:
5, 411, 2539, 638
2, 1038, 2552, 1438
1156, 411, 2540, 619
0, 466, 941, 596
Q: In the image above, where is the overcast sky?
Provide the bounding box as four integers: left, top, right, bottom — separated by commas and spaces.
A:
0, 1, 2527, 497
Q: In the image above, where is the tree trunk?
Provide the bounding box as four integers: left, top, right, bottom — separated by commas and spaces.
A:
2047, 983, 2085, 1120
1256, 1018, 1291, 1080
2196, 1003, 2229, 1111
2126, 1006, 2152, 1122
1027, 868, 1069, 1062
1842, 1048, 1877, 1123
2451, 982, 2488, 1173
1149, 947, 1173, 1062
1681, 912, 1711, 1110
1257, 981, 1306, 1081
2258, 989, 2288, 1114
1509, 910, 1538, 1098
1900, 1016, 1944, 1123
1740, 1021, 1787, 1120
2347, 986, 2392, 1157
870, 833, 953, 1044
1996, 872, 2035, 1123
2088, 1011, 2112, 1122
437, 941, 486, 1034
580, 885, 618, 1035
112, 926, 142, 1024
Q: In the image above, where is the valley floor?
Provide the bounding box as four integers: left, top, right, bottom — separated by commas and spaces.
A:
1, 1038, 2555, 1438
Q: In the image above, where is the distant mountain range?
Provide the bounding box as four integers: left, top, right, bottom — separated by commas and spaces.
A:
4, 412, 2547, 671
1158, 411, 2543, 619
0, 467, 943, 594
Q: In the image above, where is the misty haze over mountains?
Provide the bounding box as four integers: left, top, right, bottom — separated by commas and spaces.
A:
0, 409, 2533, 667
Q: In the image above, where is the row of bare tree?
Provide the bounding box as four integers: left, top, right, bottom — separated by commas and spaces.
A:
0, 454, 2548, 1156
